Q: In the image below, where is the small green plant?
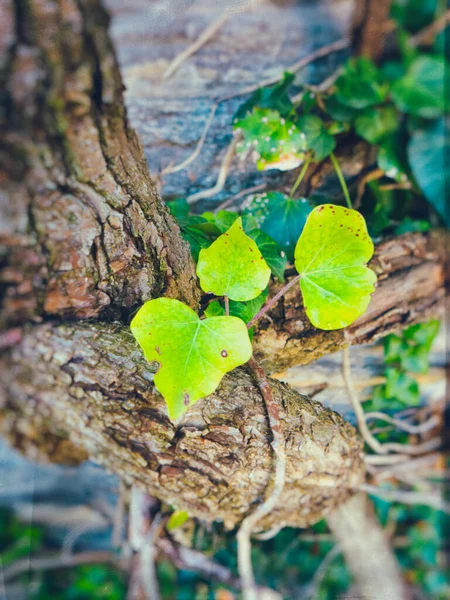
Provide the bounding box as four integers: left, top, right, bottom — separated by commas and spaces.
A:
131, 205, 376, 420
367, 319, 440, 411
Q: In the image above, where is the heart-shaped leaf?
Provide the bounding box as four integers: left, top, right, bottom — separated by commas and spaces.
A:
130, 298, 252, 420
294, 205, 376, 330
197, 217, 271, 301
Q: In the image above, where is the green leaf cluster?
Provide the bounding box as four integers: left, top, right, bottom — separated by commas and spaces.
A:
367, 320, 440, 411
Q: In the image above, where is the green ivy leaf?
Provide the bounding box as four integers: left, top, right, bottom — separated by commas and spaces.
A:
167, 510, 189, 531
355, 106, 400, 145
377, 133, 410, 182
408, 117, 449, 224
247, 228, 287, 281
296, 115, 336, 161
197, 217, 271, 301
334, 57, 388, 109
234, 107, 307, 171
205, 291, 268, 339
294, 205, 376, 330
234, 72, 295, 120
324, 95, 359, 122
130, 298, 252, 420
391, 55, 446, 119
213, 210, 259, 233
384, 368, 420, 406
243, 192, 311, 261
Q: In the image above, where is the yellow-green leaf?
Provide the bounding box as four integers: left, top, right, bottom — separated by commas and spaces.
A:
130, 298, 252, 420
294, 205, 376, 330
196, 217, 271, 301
167, 510, 189, 531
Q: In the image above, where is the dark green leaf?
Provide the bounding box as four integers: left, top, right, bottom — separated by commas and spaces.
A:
377, 133, 410, 182
384, 368, 420, 405
355, 106, 400, 144
391, 55, 446, 119
247, 228, 287, 281
408, 117, 449, 223
334, 57, 388, 109
243, 192, 312, 260
296, 115, 336, 161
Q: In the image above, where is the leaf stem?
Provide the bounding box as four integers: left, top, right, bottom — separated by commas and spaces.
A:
224, 296, 230, 316
247, 275, 300, 329
289, 156, 312, 198
330, 152, 352, 209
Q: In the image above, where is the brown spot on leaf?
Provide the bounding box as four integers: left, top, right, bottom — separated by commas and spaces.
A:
155, 346, 161, 355
184, 392, 190, 406
221, 349, 228, 357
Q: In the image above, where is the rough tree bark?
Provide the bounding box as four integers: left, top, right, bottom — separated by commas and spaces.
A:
0, 1, 445, 592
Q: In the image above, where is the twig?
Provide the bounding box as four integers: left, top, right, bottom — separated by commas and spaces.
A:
409, 9, 450, 47
161, 103, 218, 176
342, 346, 442, 456
247, 275, 300, 329
216, 183, 267, 211
253, 525, 282, 541
355, 168, 384, 209
140, 514, 164, 600
369, 453, 442, 480
365, 412, 439, 435
305, 544, 341, 600
186, 137, 238, 204
237, 357, 286, 600
217, 38, 349, 103
112, 480, 126, 548
163, 38, 349, 181
360, 483, 450, 513
224, 296, 230, 316
163, 13, 230, 80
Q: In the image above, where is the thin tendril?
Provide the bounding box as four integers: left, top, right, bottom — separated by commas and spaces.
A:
330, 152, 352, 209
289, 156, 312, 198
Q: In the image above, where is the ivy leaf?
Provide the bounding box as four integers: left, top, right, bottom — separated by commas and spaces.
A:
197, 217, 271, 301
354, 106, 400, 145
247, 228, 287, 281
243, 192, 311, 261
130, 298, 252, 420
204, 291, 268, 339
233, 72, 295, 120
334, 57, 388, 109
294, 204, 376, 330
377, 133, 410, 182
391, 55, 446, 119
167, 510, 189, 531
214, 210, 259, 233
324, 95, 359, 122
234, 107, 307, 171
384, 368, 420, 406
408, 117, 449, 224
296, 115, 336, 161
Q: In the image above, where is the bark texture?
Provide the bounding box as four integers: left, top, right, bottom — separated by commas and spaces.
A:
350, 0, 394, 60
0, 321, 364, 530
0, 0, 199, 330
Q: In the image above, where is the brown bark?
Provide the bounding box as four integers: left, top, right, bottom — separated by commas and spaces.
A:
350, 0, 394, 60
328, 493, 407, 600
0, 0, 199, 329
0, 320, 364, 530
